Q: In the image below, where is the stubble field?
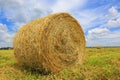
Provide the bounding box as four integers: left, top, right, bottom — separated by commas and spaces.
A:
0, 47, 120, 80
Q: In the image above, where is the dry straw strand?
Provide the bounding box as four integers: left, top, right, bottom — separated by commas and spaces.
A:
14, 13, 86, 73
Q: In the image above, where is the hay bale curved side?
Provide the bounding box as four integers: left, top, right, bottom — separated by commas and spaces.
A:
14, 13, 86, 73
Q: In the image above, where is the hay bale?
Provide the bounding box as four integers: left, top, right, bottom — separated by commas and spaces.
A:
97, 46, 102, 49
14, 13, 85, 73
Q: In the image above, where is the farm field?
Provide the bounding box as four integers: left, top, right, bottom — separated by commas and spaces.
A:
0, 48, 120, 80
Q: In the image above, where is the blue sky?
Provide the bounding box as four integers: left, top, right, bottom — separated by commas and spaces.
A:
0, 0, 120, 48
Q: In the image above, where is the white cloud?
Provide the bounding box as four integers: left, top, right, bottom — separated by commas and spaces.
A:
0, 23, 13, 48
101, 30, 120, 39
88, 28, 109, 34
87, 27, 120, 39
104, 6, 120, 28
0, 0, 52, 31
87, 28, 109, 39
86, 27, 120, 46
107, 18, 120, 28
109, 6, 118, 15
51, 0, 86, 12
0, 24, 8, 31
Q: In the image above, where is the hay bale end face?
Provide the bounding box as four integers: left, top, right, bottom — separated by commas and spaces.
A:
14, 13, 86, 73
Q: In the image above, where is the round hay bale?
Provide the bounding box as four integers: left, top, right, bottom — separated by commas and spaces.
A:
96, 46, 102, 49
14, 13, 85, 73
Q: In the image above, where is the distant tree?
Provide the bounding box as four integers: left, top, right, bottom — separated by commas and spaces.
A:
0, 47, 13, 50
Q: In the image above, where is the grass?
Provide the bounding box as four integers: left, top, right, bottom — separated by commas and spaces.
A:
0, 48, 120, 80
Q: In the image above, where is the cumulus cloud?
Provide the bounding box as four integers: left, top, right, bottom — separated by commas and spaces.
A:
86, 27, 120, 46
0, 23, 13, 48
105, 6, 120, 28
109, 6, 118, 15
0, 0, 52, 31
102, 30, 120, 39
107, 18, 120, 28
86, 27, 120, 47
87, 28, 109, 39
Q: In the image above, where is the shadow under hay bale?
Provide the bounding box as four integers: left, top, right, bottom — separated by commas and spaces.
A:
14, 13, 86, 73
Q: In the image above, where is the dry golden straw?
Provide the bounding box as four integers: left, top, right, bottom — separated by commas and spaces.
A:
14, 13, 86, 73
